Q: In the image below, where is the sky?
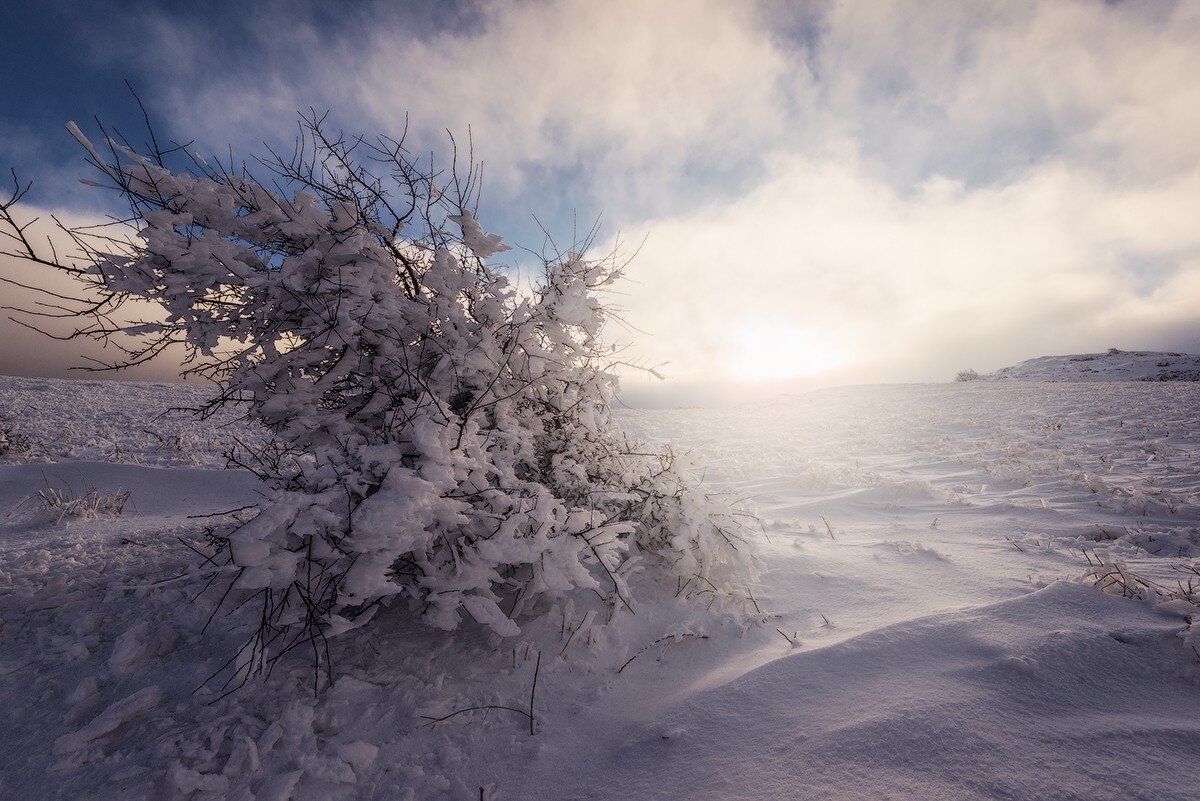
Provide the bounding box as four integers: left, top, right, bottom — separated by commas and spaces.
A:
2, 0, 1199, 404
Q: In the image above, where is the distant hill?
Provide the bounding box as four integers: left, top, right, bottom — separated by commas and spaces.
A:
985, 349, 1200, 382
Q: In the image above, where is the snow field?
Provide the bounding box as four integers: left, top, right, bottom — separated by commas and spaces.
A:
1, 376, 1198, 799
0, 375, 258, 467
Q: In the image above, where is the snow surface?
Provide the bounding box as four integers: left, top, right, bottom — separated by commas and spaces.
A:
2, 376, 1199, 800
985, 349, 1200, 382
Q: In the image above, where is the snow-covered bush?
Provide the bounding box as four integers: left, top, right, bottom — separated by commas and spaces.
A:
0, 114, 750, 669
955, 368, 980, 382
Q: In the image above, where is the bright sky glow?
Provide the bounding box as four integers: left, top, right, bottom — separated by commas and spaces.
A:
728, 321, 845, 382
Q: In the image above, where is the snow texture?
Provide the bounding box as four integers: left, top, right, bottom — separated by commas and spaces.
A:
2, 375, 1199, 800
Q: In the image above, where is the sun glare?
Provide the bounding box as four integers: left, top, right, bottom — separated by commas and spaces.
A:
728, 321, 844, 382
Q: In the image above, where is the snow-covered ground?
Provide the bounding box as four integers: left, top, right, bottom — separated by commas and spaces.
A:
3, 375, 1199, 800
985, 349, 1200, 382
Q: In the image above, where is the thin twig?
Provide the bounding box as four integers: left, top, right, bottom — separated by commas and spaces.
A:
617, 633, 709, 674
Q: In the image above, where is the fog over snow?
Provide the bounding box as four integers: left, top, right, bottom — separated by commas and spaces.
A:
2, 0, 1199, 396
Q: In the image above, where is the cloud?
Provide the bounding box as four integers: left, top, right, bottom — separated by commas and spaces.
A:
355, 1, 791, 172
763, 2, 1183, 191
111, 0, 794, 217
600, 0, 1200, 390
9, 0, 1200, 396
614, 153, 1200, 386
103, 0, 1200, 200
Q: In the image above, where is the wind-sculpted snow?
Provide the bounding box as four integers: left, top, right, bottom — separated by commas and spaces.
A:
1, 377, 1198, 799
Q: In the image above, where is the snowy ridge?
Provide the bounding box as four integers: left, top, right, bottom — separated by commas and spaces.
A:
986, 349, 1200, 382
2, 376, 1200, 799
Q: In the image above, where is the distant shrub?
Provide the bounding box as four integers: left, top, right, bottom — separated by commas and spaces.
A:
0, 414, 30, 458
1107, 347, 1123, 355
955, 368, 980, 382
10, 485, 131, 523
